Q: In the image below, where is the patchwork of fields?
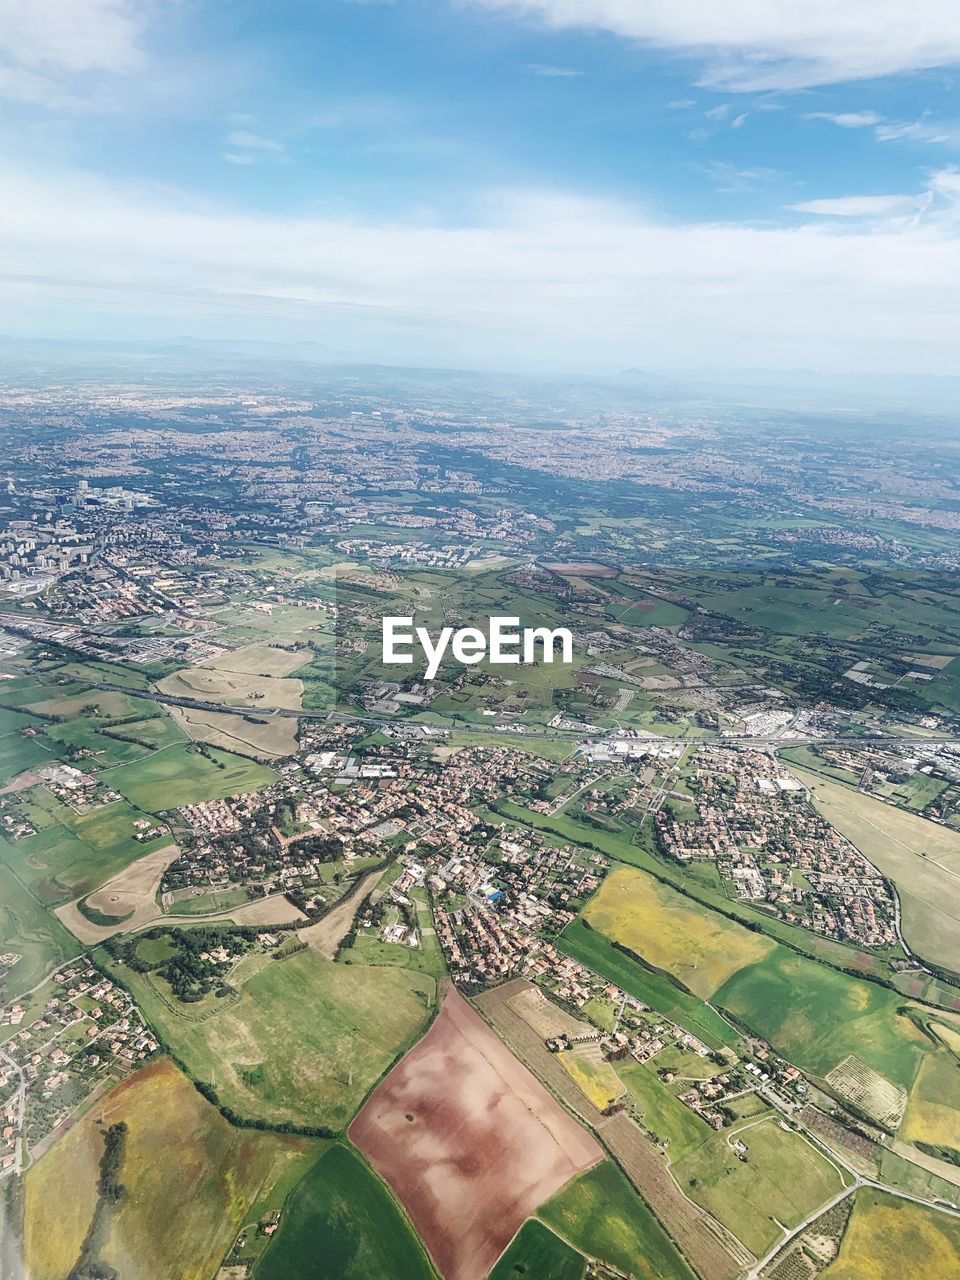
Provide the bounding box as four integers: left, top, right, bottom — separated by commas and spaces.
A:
349, 989, 602, 1280
23, 1058, 321, 1280
107, 947, 438, 1130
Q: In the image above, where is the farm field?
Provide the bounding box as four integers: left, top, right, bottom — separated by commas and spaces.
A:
166, 703, 299, 759
582, 864, 775, 999
507, 985, 595, 1040
821, 1188, 960, 1279
55, 843, 180, 943
0, 858, 80, 999
617, 1059, 712, 1161
206, 640, 312, 678
108, 947, 436, 1130
556, 916, 736, 1049
791, 767, 960, 975
901, 1052, 960, 1154
102, 743, 275, 811
489, 1220, 585, 1280
714, 947, 929, 1090
558, 1044, 625, 1110
538, 1160, 696, 1280
253, 1143, 435, 1280
157, 663, 304, 710
672, 1118, 847, 1256
349, 989, 602, 1280
23, 1057, 320, 1280
1, 790, 171, 905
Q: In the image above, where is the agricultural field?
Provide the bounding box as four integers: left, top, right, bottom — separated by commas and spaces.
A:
673, 1118, 848, 1257
349, 989, 602, 1280
165, 703, 299, 759
107, 947, 437, 1130
557, 1043, 625, 1110
792, 767, 960, 975
0, 858, 80, 999
506, 986, 595, 1041
0, 789, 171, 905
714, 947, 929, 1091
901, 1053, 960, 1155
22, 1057, 321, 1280
489, 1220, 585, 1280
821, 1188, 960, 1279
557, 916, 736, 1050
826, 1055, 907, 1130
102, 743, 275, 811
253, 1144, 435, 1280
157, 663, 304, 711
617, 1059, 713, 1160
582, 864, 775, 999
538, 1160, 696, 1280
55, 842, 180, 942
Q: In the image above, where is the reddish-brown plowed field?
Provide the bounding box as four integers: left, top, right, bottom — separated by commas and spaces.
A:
348, 988, 601, 1280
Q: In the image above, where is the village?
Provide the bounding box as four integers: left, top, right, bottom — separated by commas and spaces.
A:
0, 962, 158, 1172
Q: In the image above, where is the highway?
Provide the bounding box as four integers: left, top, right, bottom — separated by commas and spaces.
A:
86, 681, 960, 750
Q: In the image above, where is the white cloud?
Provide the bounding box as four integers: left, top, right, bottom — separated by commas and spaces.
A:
527, 63, 583, 77
803, 111, 881, 128
467, 0, 960, 90
2, 161, 960, 372
791, 194, 927, 218
226, 130, 285, 153
0, 0, 144, 108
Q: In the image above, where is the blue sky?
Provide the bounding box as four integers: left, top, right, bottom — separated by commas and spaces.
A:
2, 1, 960, 373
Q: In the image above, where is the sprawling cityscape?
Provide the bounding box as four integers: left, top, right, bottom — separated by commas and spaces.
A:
0, 358, 958, 1280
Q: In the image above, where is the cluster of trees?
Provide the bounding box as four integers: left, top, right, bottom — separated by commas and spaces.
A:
66, 1122, 128, 1280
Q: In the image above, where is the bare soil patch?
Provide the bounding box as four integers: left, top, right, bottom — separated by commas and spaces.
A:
299, 868, 386, 958
56, 844, 180, 943
167, 704, 298, 760
349, 988, 601, 1280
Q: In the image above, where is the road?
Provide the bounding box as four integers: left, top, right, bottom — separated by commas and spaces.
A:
0, 1046, 26, 1178
84, 680, 960, 751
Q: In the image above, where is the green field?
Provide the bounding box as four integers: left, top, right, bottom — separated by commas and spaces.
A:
538, 1161, 696, 1280
102, 743, 276, 811
254, 1144, 436, 1280
556, 917, 736, 1050
0, 858, 80, 999
617, 1060, 712, 1160
673, 1118, 847, 1256
105, 947, 437, 1130
714, 948, 929, 1090
490, 1220, 584, 1280
1, 790, 170, 904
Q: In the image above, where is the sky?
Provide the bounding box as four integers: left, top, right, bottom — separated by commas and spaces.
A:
2, 0, 960, 374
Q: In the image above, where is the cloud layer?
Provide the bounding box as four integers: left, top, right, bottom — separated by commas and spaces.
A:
469, 0, 960, 89
2, 162, 959, 372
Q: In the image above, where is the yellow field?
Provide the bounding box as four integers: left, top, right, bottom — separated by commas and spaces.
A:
24, 1109, 102, 1279
23, 1057, 320, 1280
822, 1188, 960, 1279
583, 865, 775, 998
168, 704, 299, 759
206, 641, 311, 677
158, 665, 303, 710
901, 1054, 960, 1152
932, 1019, 960, 1055
558, 1045, 626, 1110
